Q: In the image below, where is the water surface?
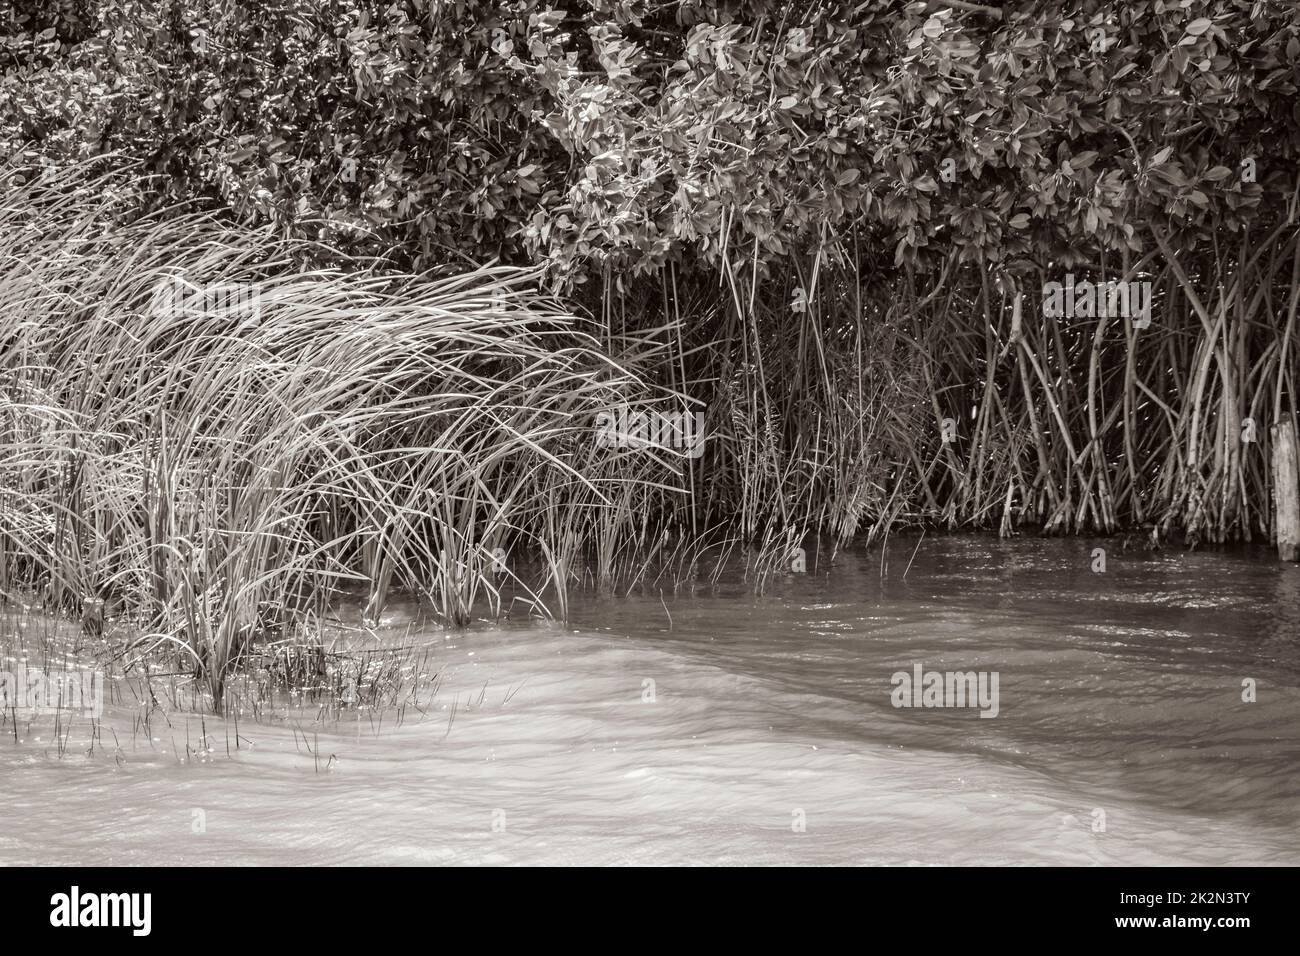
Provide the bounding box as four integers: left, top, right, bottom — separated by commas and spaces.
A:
2, 535, 1297, 865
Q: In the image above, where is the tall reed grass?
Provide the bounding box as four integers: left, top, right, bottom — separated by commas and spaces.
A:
0, 157, 696, 710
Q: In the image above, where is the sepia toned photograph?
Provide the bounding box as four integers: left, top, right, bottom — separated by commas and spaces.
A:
0, 0, 1295, 926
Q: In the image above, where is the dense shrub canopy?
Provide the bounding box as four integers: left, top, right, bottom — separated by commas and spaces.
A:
5, 0, 1297, 282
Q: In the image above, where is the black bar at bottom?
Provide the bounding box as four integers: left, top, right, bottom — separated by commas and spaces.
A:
0, 866, 1289, 943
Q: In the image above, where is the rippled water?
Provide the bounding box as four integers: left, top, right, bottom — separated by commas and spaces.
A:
2, 535, 1298, 865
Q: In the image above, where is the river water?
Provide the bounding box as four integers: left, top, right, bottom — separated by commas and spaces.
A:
2, 535, 1297, 865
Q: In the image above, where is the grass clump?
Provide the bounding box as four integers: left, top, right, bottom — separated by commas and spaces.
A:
0, 157, 686, 711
